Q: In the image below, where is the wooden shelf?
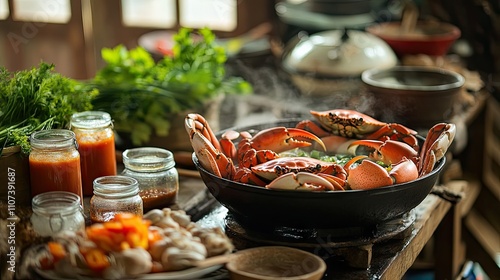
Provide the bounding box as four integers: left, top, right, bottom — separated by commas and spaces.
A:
483, 97, 500, 201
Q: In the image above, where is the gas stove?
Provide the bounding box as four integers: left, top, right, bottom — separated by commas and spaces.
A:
196, 203, 415, 269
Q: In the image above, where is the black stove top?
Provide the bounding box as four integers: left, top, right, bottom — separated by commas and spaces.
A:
196, 203, 416, 269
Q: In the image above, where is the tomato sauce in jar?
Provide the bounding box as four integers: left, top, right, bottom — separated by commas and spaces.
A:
29, 129, 83, 200
71, 111, 117, 196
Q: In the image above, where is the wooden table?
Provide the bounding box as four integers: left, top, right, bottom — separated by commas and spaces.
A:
170, 174, 480, 280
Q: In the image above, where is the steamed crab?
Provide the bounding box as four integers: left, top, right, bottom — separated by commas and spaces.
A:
185, 109, 456, 191
296, 109, 420, 152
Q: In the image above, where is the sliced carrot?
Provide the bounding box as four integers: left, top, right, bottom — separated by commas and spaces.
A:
103, 221, 123, 232
83, 248, 110, 272
47, 241, 66, 261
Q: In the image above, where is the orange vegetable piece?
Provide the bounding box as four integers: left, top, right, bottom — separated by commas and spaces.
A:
47, 242, 66, 262
148, 229, 163, 246
83, 248, 110, 272
113, 212, 136, 220
103, 221, 124, 232
86, 213, 153, 252
126, 232, 142, 248
120, 241, 131, 251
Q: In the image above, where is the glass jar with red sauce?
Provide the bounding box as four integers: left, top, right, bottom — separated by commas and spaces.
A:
70, 111, 117, 196
90, 175, 143, 223
122, 147, 178, 211
29, 129, 83, 200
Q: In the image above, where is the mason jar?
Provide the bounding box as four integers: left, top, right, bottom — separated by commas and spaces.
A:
70, 111, 117, 197
122, 147, 179, 211
90, 175, 143, 223
31, 191, 85, 237
29, 129, 83, 200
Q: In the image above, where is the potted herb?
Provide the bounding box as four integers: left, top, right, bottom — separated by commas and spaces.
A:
0, 62, 97, 205
89, 27, 253, 149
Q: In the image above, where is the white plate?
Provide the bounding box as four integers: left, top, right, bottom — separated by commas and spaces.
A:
35, 264, 223, 280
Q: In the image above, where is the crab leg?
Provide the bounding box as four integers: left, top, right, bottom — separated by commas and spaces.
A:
419, 123, 456, 176
185, 113, 236, 179
266, 172, 338, 191
365, 124, 419, 151
347, 139, 419, 165
189, 131, 236, 179
237, 127, 326, 167
185, 113, 221, 151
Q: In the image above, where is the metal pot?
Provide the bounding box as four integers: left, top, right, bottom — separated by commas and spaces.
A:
193, 119, 445, 229
281, 29, 398, 96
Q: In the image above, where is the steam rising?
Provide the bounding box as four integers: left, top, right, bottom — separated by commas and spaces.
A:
220, 62, 406, 129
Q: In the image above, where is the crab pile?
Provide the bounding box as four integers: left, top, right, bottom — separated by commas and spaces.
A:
185, 109, 456, 191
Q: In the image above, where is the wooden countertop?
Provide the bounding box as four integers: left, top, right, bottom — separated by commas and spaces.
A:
162, 174, 479, 280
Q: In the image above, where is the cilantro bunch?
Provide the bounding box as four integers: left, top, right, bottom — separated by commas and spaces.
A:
0, 63, 97, 154
90, 27, 252, 145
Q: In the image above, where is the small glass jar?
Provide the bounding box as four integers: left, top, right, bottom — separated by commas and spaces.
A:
31, 191, 85, 237
70, 111, 117, 197
29, 129, 83, 200
90, 175, 143, 223
122, 147, 179, 211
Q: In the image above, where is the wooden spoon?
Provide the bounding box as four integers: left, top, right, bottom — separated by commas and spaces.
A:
191, 252, 236, 268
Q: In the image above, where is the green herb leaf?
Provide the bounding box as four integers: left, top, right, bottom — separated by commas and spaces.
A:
90, 28, 252, 146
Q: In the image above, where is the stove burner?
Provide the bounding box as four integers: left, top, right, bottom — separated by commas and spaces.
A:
225, 210, 415, 248
224, 210, 416, 269
196, 205, 416, 268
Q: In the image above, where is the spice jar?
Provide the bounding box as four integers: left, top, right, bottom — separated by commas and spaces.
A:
29, 129, 83, 200
31, 191, 85, 237
90, 175, 143, 223
122, 147, 179, 211
70, 111, 117, 197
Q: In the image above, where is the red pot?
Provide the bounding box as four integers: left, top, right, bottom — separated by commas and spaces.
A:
366, 21, 461, 57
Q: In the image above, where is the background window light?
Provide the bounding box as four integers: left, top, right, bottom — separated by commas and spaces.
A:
13, 0, 71, 23
0, 0, 9, 20
179, 0, 237, 31
121, 0, 176, 28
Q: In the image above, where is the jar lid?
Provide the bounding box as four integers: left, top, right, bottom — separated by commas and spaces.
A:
32, 191, 82, 215
93, 175, 139, 198
70, 111, 112, 129
30, 129, 77, 150
122, 147, 175, 172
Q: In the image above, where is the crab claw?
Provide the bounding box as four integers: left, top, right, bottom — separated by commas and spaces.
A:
419, 123, 456, 176
220, 130, 240, 159
266, 172, 337, 191
390, 158, 419, 183
185, 113, 221, 150
345, 156, 418, 190
347, 139, 418, 165
250, 127, 326, 153
192, 135, 235, 179
186, 113, 235, 179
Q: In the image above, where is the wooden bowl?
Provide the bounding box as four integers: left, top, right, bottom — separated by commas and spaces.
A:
361, 66, 465, 128
227, 246, 326, 280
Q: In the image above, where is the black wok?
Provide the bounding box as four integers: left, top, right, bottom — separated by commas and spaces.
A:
193, 119, 445, 228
